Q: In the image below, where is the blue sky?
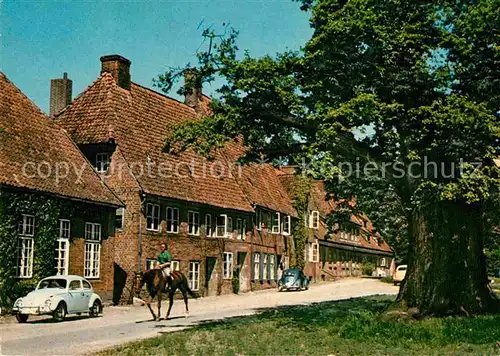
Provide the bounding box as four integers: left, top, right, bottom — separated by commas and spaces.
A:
1, 1, 312, 114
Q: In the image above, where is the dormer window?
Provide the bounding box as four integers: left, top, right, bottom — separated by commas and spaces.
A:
309, 211, 320, 230
96, 153, 110, 173
271, 212, 280, 234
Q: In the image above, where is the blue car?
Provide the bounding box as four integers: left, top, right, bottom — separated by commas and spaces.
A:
278, 268, 310, 292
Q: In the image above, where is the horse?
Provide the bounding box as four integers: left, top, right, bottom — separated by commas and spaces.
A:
135, 268, 198, 321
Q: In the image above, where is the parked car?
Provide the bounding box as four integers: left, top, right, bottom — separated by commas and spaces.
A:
393, 265, 407, 285
12, 275, 103, 323
278, 268, 310, 291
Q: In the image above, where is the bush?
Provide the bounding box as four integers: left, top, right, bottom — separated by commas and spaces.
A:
362, 263, 376, 276
232, 267, 240, 294
380, 276, 394, 284
485, 248, 500, 277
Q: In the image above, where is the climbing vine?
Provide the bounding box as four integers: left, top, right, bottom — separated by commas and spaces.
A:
290, 174, 312, 269
0, 189, 102, 308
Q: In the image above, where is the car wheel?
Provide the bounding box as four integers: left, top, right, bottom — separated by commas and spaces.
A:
53, 302, 67, 322
89, 300, 101, 317
16, 314, 29, 323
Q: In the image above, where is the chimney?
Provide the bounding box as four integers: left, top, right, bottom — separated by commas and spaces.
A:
100, 54, 131, 90
49, 72, 72, 117
184, 68, 202, 112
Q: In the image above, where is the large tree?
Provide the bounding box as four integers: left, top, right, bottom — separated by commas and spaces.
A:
158, 0, 500, 315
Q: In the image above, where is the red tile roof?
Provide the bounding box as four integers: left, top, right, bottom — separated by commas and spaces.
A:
55, 74, 295, 213
278, 171, 392, 254
0, 73, 122, 206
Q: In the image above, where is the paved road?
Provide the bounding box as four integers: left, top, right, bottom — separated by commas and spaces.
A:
0, 279, 398, 356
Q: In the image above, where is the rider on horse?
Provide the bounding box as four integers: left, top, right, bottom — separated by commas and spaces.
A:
156, 242, 172, 291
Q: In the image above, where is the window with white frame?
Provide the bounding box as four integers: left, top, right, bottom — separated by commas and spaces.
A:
256, 208, 262, 230
269, 255, 275, 280
17, 215, 35, 278
309, 211, 320, 229
166, 207, 179, 233
115, 208, 125, 230
146, 204, 160, 232
223, 252, 233, 279
216, 215, 226, 237
263, 254, 268, 279
146, 259, 180, 271
205, 214, 212, 237
215, 214, 233, 238
283, 215, 291, 235
95, 152, 110, 173
226, 216, 233, 238
84, 223, 101, 278
188, 211, 200, 236
271, 212, 280, 234
309, 241, 319, 262
253, 253, 260, 280
380, 257, 386, 267
237, 218, 246, 239
188, 261, 200, 291
56, 219, 71, 275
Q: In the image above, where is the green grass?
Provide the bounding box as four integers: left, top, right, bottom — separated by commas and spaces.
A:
98, 296, 500, 356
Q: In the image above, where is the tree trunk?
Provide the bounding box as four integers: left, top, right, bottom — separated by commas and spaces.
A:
397, 202, 499, 316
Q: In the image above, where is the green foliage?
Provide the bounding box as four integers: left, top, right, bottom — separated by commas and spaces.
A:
0, 189, 77, 307
289, 174, 311, 269
485, 248, 500, 277
362, 262, 376, 277
232, 267, 240, 294
157, 0, 500, 313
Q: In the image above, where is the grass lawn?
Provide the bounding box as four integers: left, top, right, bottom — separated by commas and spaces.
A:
98, 296, 500, 356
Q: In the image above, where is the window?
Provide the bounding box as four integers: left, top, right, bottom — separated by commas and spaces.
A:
309, 211, 320, 229
272, 212, 280, 234
283, 215, 291, 235
69, 280, 81, 290
83, 280, 91, 290
115, 208, 125, 230
17, 237, 34, 278
205, 214, 212, 237
146, 258, 180, 271
146, 204, 160, 232
380, 257, 386, 267
256, 208, 262, 230
17, 215, 35, 278
226, 216, 233, 238
263, 254, 268, 279
309, 242, 319, 262
18, 214, 35, 236
269, 255, 275, 280
56, 219, 70, 275
237, 218, 246, 240
188, 261, 200, 291
216, 214, 232, 238
188, 211, 200, 236
84, 223, 101, 278
96, 152, 110, 173
253, 253, 260, 280
256, 207, 272, 230
223, 252, 233, 279
166, 207, 179, 233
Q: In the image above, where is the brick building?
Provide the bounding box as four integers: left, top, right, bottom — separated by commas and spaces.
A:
52, 54, 393, 304
54, 55, 297, 303
0, 73, 122, 300
278, 168, 394, 280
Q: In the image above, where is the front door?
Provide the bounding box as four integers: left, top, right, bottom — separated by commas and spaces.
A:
205, 257, 217, 296
67, 280, 86, 312
237, 252, 248, 292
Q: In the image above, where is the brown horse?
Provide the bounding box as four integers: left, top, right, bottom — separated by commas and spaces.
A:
135, 269, 198, 321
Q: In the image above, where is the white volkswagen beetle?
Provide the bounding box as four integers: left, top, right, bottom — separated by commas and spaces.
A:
12, 275, 103, 323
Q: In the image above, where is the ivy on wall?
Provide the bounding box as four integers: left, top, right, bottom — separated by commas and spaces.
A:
0, 189, 105, 308
290, 174, 312, 269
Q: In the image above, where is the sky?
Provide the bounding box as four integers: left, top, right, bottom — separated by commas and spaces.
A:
0, 1, 313, 114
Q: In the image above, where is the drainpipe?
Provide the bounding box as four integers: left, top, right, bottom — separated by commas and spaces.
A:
138, 193, 146, 273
